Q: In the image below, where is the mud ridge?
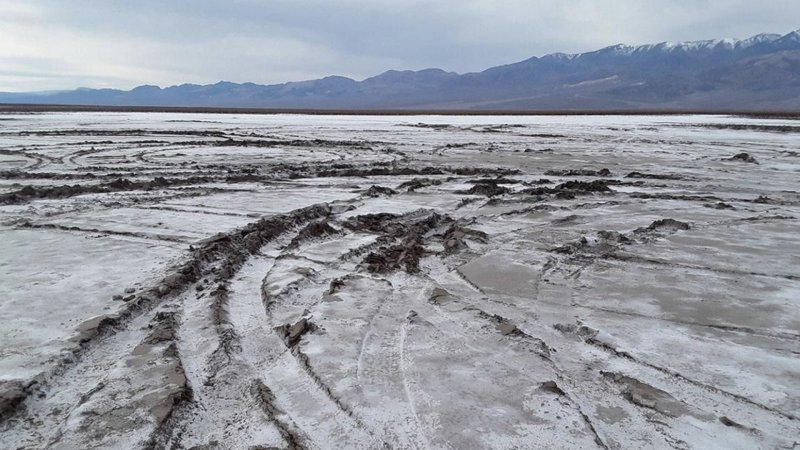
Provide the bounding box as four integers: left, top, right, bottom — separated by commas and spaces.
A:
626, 171, 694, 181
606, 253, 800, 282
363, 185, 398, 197
587, 338, 799, 421
274, 323, 390, 447
472, 310, 552, 360
545, 168, 613, 177
356, 210, 456, 273
0, 175, 232, 205
461, 180, 512, 197
0, 203, 333, 423
396, 178, 443, 192
251, 379, 309, 450
314, 164, 520, 178
287, 219, 342, 249
569, 304, 799, 342
521, 179, 614, 199
16, 221, 188, 244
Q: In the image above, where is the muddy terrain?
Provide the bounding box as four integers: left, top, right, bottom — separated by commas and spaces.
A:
0, 112, 798, 449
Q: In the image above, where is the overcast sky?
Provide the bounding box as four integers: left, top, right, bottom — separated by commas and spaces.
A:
1, 0, 798, 92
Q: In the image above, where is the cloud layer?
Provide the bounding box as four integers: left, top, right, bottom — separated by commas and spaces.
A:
2, 0, 799, 91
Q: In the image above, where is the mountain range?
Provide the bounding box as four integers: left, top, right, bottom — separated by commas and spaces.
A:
2, 30, 800, 111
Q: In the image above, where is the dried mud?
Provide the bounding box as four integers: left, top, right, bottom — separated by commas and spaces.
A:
1, 112, 798, 449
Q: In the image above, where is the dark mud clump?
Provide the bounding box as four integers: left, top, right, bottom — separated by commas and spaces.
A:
525, 178, 553, 185
428, 287, 456, 305
343, 213, 403, 234
754, 195, 773, 204
705, 202, 735, 210
602, 371, 690, 418
143, 312, 180, 345
553, 230, 631, 255
698, 123, 800, 133
0, 175, 223, 205
276, 318, 317, 348
626, 171, 687, 181
629, 192, 722, 202
556, 180, 613, 193
363, 185, 397, 197
315, 165, 519, 178
355, 211, 455, 273
551, 214, 581, 225
396, 178, 443, 192
545, 168, 613, 177
553, 322, 599, 340
468, 177, 522, 185
727, 152, 759, 164
553, 237, 592, 255
0, 380, 28, 419
597, 230, 633, 244
407, 123, 457, 131
477, 311, 528, 338
463, 181, 511, 197
520, 179, 613, 199
634, 218, 690, 234
718, 416, 759, 434
363, 240, 425, 273
441, 223, 489, 254
539, 380, 567, 396
287, 220, 340, 249
455, 197, 481, 209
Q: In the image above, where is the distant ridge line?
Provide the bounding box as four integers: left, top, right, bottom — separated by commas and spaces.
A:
2, 28, 800, 111
1, 103, 799, 117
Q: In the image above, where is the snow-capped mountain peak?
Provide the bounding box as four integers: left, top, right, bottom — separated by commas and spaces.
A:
740, 33, 782, 46
780, 30, 800, 42
565, 30, 793, 59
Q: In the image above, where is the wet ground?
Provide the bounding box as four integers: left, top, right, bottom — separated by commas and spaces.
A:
0, 112, 798, 449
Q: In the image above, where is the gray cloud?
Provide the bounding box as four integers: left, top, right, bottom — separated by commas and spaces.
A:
1, 0, 798, 91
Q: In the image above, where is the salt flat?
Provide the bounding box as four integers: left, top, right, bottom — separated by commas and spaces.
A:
0, 112, 798, 449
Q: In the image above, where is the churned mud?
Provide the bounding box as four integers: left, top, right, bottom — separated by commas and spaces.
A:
1, 112, 799, 449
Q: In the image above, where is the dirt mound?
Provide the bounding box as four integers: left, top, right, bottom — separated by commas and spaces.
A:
356, 211, 455, 273
143, 312, 180, 345
602, 372, 690, 418
545, 168, 613, 177
754, 195, 773, 204
553, 322, 599, 340
0, 175, 222, 205
626, 171, 687, 180
525, 178, 553, 185
363, 240, 426, 273
521, 179, 613, 199
287, 220, 340, 249
463, 181, 511, 197
635, 218, 690, 234
726, 152, 758, 163
555, 180, 612, 193
441, 223, 489, 254
276, 318, 317, 347
363, 185, 397, 197
705, 202, 735, 210
0, 380, 27, 418
396, 178, 443, 192
554, 230, 631, 255
343, 213, 403, 234
315, 165, 518, 178
467, 177, 522, 185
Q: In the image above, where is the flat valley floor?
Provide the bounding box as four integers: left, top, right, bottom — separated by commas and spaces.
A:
0, 113, 798, 449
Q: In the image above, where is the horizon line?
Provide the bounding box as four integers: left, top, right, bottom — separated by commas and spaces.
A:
2, 103, 799, 117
